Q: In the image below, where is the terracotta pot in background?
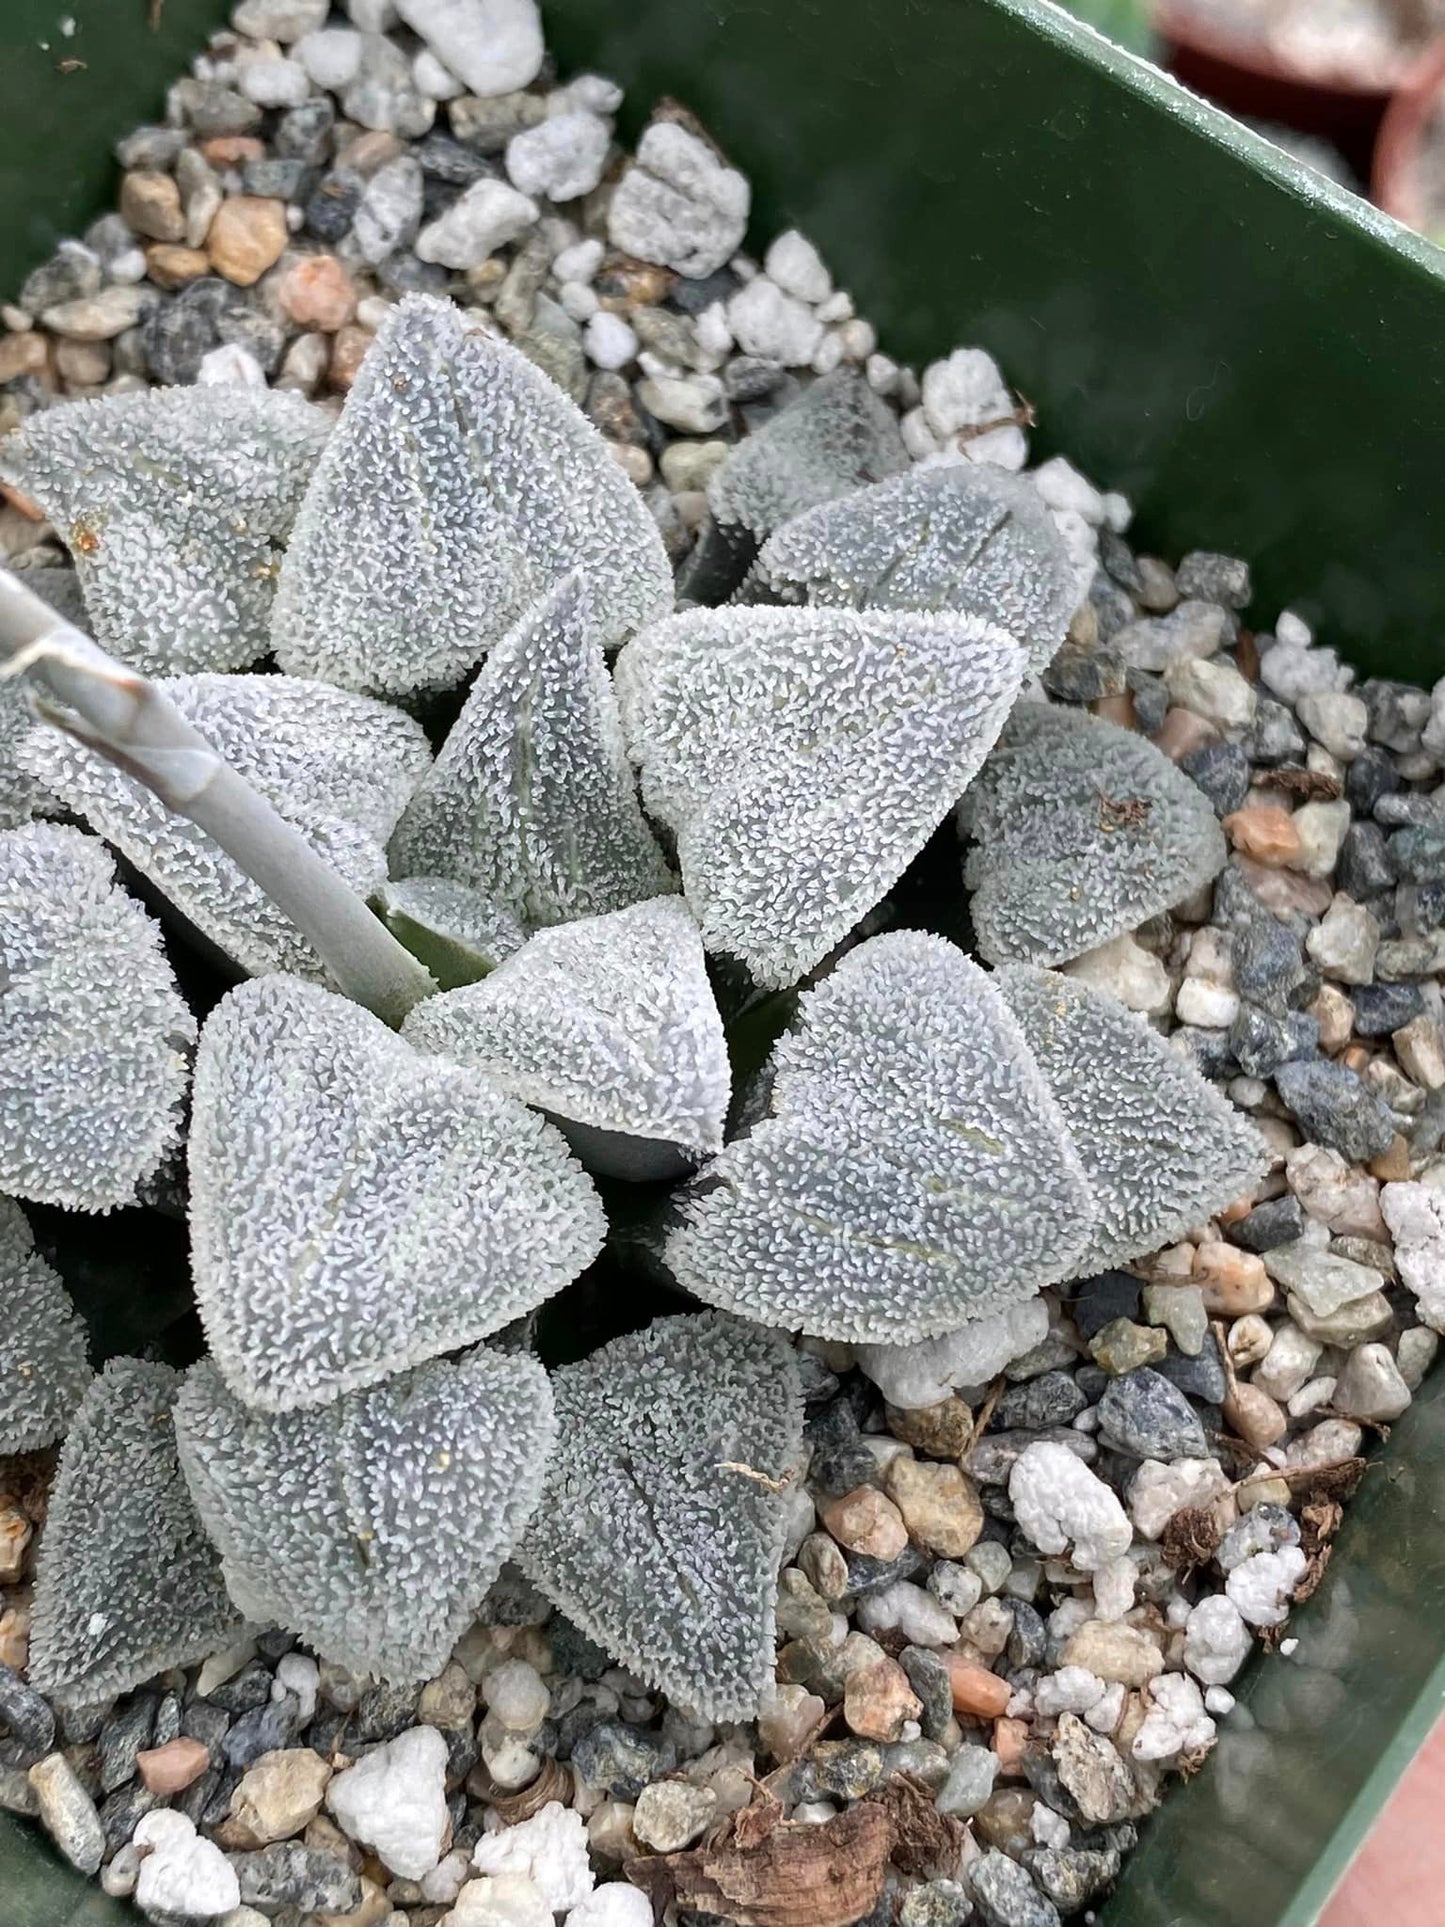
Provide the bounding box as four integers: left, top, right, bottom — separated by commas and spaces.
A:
1373, 38, 1445, 229
1155, 1, 1400, 176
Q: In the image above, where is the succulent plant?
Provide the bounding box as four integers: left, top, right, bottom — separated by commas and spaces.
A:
963, 702, 1227, 967
749, 461, 1078, 675
176, 1348, 556, 1682
272, 296, 673, 698
0, 1195, 92, 1453
0, 820, 194, 1211
373, 876, 526, 990
21, 672, 431, 981
404, 896, 730, 1180
28, 1358, 243, 1706
189, 974, 605, 1412
388, 572, 674, 927
996, 963, 1269, 1274
666, 931, 1095, 1343
0, 387, 330, 675
616, 606, 1025, 989
520, 1312, 802, 1720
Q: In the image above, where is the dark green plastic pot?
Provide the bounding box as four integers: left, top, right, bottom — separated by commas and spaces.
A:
3, 3, 1445, 1922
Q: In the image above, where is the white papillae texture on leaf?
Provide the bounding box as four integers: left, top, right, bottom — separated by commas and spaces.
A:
520, 1313, 802, 1719
667, 932, 1096, 1343
0, 678, 47, 831
403, 897, 730, 1154
706, 369, 909, 539
964, 703, 1227, 968
20, 674, 431, 981
28, 1358, 242, 1706
0, 822, 195, 1212
615, 606, 1025, 989
996, 964, 1269, 1275
0, 387, 330, 673
752, 463, 1079, 675
388, 573, 674, 926
375, 876, 526, 985
272, 295, 673, 697
175, 1349, 556, 1682
0, 1196, 91, 1453
189, 976, 605, 1412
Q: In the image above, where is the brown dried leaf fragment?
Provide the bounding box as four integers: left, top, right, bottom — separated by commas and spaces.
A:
864, 1772, 968, 1879
1159, 1502, 1225, 1577
1257, 765, 1343, 803
626, 1799, 891, 1927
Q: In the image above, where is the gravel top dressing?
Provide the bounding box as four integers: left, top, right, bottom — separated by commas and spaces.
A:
1, 5, 1443, 1926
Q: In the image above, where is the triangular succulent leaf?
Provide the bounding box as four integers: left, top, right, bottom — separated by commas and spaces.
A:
0, 1195, 92, 1453
189, 975, 605, 1412
374, 876, 526, 989
520, 1313, 802, 1720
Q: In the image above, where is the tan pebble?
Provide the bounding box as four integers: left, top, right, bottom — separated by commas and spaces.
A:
1059, 1620, 1163, 1688
1394, 1015, 1445, 1090
277, 253, 358, 332
0, 332, 48, 383
1370, 1134, 1413, 1183
329, 323, 375, 391
1152, 705, 1219, 761
1310, 984, 1355, 1054
886, 1395, 974, 1459
136, 1737, 211, 1796
945, 1657, 1012, 1718
1223, 802, 1302, 867
588, 1798, 639, 1861
883, 1456, 984, 1557
595, 256, 678, 314
312, 1875, 390, 1927
757, 1683, 826, 1764
145, 243, 212, 290
1225, 1313, 1273, 1369
120, 170, 185, 244
1340, 1042, 1370, 1076
1193, 1243, 1274, 1316
1217, 1194, 1255, 1227
820, 1485, 908, 1561
465, 256, 510, 300
304, 1811, 362, 1866
0, 1603, 30, 1671
972, 1786, 1037, 1854
1224, 1381, 1287, 1449
1234, 854, 1334, 918
0, 1507, 33, 1585
337, 129, 405, 175
1092, 692, 1135, 729
843, 1653, 921, 1743
227, 1747, 332, 1847
208, 196, 289, 286
55, 339, 111, 388
607, 441, 653, 487
796, 1530, 850, 1602
992, 1717, 1029, 1776
199, 135, 267, 166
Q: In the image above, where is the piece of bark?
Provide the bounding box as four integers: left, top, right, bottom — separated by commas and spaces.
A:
625, 1799, 891, 1927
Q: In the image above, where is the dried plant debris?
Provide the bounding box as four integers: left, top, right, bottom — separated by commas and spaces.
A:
964, 702, 1227, 967
175, 1348, 556, 1682
521, 1313, 802, 1720
627, 1798, 892, 1927
272, 296, 672, 698
388, 573, 674, 927
751, 462, 1079, 675
617, 606, 1025, 989
404, 897, 730, 1179
0, 822, 194, 1212
189, 975, 605, 1413
666, 932, 1094, 1342
21, 673, 431, 980
0, 387, 330, 674
27, 1358, 242, 1706
0, 1196, 91, 1454
373, 876, 527, 990
996, 965, 1268, 1274
706, 369, 909, 543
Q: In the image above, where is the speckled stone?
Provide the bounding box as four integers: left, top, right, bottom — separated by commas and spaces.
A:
1098, 1369, 1209, 1460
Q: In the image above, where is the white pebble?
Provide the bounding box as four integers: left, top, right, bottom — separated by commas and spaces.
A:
557, 279, 599, 322
726, 275, 824, 366
413, 47, 466, 97
393, 0, 544, 97
1009, 1441, 1132, 1572
296, 26, 364, 89
1132, 1672, 1216, 1763
1175, 977, 1240, 1029
196, 343, 266, 388
1034, 1667, 1106, 1718
763, 228, 832, 305
110, 248, 149, 285
854, 1580, 957, 1647
1031, 454, 1106, 525
506, 112, 611, 203
482, 1659, 549, 1734
133, 1810, 239, 1921
327, 1725, 450, 1880
552, 73, 624, 116
899, 405, 940, 460
607, 122, 749, 278
1091, 1554, 1137, 1623
1031, 1803, 1072, 1849
473, 1803, 594, 1913
865, 351, 899, 394
447, 1873, 554, 1927
583, 311, 637, 370
553, 237, 603, 283
1226, 1548, 1308, 1629
811, 332, 845, 376
921, 345, 1011, 440
238, 53, 312, 107
1183, 1593, 1253, 1685
1204, 1686, 1236, 1716
273, 1652, 319, 1723
417, 178, 538, 269
1084, 1681, 1126, 1733
564, 1885, 655, 1927
1128, 1458, 1232, 1541
857, 1298, 1049, 1408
